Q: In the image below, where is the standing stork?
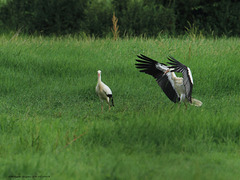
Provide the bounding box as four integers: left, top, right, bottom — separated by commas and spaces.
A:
96, 70, 114, 111
135, 54, 202, 108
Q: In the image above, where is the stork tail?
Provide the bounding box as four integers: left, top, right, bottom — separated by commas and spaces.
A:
191, 98, 202, 107
111, 97, 114, 107
107, 94, 114, 107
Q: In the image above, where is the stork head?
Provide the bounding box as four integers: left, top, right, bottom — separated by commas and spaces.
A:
97, 70, 101, 78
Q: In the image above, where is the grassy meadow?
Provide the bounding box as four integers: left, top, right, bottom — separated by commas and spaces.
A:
0, 34, 240, 179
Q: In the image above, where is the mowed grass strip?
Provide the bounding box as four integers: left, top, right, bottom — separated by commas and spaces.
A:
0, 35, 240, 179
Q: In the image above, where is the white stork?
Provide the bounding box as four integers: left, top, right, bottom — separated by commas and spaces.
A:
96, 70, 114, 111
135, 54, 202, 108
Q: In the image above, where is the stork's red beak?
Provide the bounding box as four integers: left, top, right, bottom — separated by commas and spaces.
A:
164, 69, 170, 75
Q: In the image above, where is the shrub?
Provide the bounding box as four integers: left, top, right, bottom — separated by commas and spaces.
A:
0, 0, 239, 37
112, 0, 175, 36
83, 0, 112, 37
174, 0, 240, 36
0, 0, 88, 35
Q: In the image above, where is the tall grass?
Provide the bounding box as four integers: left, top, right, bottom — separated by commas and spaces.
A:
0, 34, 240, 179
111, 12, 119, 41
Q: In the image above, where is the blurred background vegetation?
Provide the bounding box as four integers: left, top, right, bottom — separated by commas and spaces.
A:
0, 0, 239, 37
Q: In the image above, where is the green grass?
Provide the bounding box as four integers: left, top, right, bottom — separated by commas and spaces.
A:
0, 34, 240, 179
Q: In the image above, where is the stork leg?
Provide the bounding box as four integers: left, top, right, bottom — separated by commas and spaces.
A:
108, 105, 111, 111
178, 103, 181, 109
184, 103, 188, 109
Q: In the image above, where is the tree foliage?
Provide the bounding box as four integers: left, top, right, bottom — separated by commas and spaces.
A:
0, 0, 239, 36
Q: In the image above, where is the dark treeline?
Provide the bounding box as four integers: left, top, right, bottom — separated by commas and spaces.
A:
0, 0, 239, 37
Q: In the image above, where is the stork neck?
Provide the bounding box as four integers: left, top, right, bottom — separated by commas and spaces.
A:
98, 73, 101, 82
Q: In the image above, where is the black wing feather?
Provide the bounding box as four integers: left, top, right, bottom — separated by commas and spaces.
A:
135, 54, 179, 103
167, 56, 193, 102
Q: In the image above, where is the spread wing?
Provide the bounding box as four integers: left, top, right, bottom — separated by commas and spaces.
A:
135, 54, 179, 103
167, 56, 193, 103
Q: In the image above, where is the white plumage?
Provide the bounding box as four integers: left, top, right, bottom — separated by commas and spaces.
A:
165, 69, 202, 107
96, 70, 114, 111
135, 54, 202, 108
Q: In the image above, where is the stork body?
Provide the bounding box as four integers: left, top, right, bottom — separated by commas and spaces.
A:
135, 54, 202, 108
96, 70, 114, 111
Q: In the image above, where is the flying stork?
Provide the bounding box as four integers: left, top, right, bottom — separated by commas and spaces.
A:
96, 70, 114, 111
135, 54, 202, 108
